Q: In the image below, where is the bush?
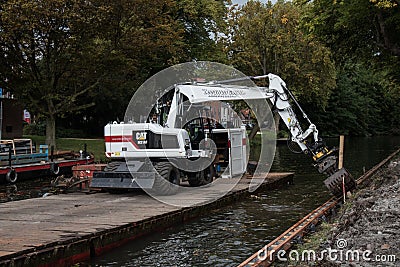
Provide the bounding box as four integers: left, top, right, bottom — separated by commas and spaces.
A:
23, 123, 45, 136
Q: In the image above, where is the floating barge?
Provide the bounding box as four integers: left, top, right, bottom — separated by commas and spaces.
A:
0, 139, 94, 184
0, 172, 293, 267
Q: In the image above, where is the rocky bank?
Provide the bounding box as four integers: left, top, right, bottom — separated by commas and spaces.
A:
297, 156, 400, 267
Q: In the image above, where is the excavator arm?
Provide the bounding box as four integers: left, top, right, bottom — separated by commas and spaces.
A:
256, 74, 357, 197
164, 73, 356, 196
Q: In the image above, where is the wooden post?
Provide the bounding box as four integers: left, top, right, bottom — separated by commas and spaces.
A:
338, 135, 344, 169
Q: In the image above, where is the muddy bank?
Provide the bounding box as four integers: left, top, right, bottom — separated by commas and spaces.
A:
300, 157, 400, 266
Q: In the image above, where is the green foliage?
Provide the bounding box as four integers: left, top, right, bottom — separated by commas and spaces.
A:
55, 127, 87, 138
0, 0, 105, 146
2, 0, 399, 140
24, 123, 92, 138
73, 0, 188, 131
0, 0, 231, 141
308, 62, 400, 136
300, 0, 400, 59
317, 64, 382, 135
297, 0, 400, 136
175, 0, 231, 62
277, 130, 289, 139
225, 0, 336, 107
23, 123, 46, 136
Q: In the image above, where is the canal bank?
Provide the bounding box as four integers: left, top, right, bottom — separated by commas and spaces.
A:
298, 151, 400, 266
0, 172, 293, 267
240, 147, 400, 266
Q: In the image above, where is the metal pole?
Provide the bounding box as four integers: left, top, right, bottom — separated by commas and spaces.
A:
8, 146, 12, 167
51, 145, 54, 162
338, 135, 345, 202
0, 87, 3, 140
0, 98, 2, 140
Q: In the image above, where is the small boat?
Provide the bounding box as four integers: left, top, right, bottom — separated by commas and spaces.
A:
0, 139, 94, 184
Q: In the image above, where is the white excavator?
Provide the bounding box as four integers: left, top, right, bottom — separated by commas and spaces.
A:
91, 74, 356, 196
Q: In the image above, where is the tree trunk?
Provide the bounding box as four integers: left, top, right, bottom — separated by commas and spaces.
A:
248, 124, 260, 140
45, 115, 56, 149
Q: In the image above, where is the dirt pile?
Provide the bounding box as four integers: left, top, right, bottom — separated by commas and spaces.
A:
318, 157, 400, 266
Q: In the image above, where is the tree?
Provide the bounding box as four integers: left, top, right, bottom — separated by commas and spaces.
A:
297, 0, 400, 94
59, 0, 232, 135
73, 0, 186, 133
0, 0, 188, 142
297, 0, 400, 135
225, 0, 336, 134
308, 62, 386, 136
175, 0, 231, 62
297, 0, 400, 59
0, 0, 104, 147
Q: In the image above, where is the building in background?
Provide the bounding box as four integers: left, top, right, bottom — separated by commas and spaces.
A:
0, 89, 24, 139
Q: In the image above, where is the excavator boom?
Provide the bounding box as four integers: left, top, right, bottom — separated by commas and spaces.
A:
262, 74, 357, 196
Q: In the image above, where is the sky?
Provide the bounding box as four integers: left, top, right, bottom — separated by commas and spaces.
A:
231, 0, 277, 5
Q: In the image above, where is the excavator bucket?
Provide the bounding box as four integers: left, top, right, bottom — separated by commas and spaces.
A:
324, 168, 357, 197
313, 150, 357, 197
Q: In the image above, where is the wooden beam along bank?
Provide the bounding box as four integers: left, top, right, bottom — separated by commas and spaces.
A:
0, 172, 294, 267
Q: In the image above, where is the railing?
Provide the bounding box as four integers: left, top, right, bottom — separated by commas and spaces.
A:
0, 139, 49, 166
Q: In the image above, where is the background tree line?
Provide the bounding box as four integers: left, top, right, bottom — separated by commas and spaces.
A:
0, 0, 399, 147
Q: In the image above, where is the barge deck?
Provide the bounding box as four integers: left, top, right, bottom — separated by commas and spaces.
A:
0, 172, 293, 267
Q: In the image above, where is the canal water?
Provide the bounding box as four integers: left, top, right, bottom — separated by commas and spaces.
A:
80, 136, 400, 267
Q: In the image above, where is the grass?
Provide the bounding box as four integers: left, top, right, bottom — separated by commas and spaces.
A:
24, 135, 106, 163
300, 222, 333, 251
286, 222, 334, 266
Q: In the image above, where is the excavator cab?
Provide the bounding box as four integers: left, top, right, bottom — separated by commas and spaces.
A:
185, 119, 206, 150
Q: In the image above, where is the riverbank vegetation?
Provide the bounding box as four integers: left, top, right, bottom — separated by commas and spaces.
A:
1, 0, 399, 147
